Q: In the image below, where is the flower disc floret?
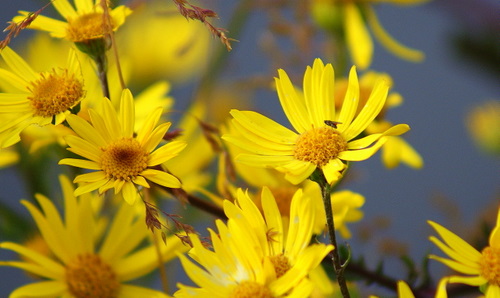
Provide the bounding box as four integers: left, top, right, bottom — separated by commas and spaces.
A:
67, 12, 114, 42
294, 126, 347, 167
230, 281, 273, 298
27, 69, 84, 118
66, 253, 119, 298
269, 254, 291, 279
479, 246, 500, 286
100, 138, 149, 181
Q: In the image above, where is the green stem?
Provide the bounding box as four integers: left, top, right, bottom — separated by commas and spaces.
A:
95, 52, 110, 99
314, 169, 350, 298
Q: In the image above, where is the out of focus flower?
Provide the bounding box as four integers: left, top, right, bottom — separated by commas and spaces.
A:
59, 89, 186, 205
175, 187, 333, 297
162, 101, 215, 195
0, 146, 19, 168
428, 207, 500, 297
310, 0, 427, 69
117, 0, 211, 86
466, 100, 500, 156
223, 58, 409, 185
0, 175, 184, 297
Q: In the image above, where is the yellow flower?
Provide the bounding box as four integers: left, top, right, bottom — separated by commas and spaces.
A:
217, 123, 365, 238
14, 0, 131, 44
59, 88, 186, 205
466, 100, 500, 156
0, 47, 84, 148
310, 0, 427, 69
117, 0, 211, 86
0, 145, 19, 168
0, 175, 184, 297
223, 58, 410, 185
428, 207, 500, 297
175, 187, 333, 297
162, 100, 215, 194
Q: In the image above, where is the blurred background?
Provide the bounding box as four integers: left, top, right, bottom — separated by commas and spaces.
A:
0, 0, 498, 296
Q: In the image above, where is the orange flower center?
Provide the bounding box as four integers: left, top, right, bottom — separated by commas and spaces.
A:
100, 138, 149, 181
67, 12, 114, 42
269, 254, 291, 279
479, 246, 500, 286
230, 281, 273, 298
65, 253, 119, 298
294, 126, 347, 167
27, 69, 84, 119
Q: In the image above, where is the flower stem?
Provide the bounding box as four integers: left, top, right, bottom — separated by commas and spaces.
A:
95, 52, 110, 99
313, 168, 350, 298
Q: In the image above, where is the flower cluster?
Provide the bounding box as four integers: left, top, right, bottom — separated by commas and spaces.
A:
0, 0, 494, 297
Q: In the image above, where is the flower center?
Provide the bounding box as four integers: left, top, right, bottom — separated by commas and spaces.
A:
100, 138, 149, 181
67, 12, 114, 42
269, 254, 291, 279
230, 281, 273, 298
65, 253, 119, 298
479, 246, 500, 286
294, 126, 348, 167
27, 69, 84, 118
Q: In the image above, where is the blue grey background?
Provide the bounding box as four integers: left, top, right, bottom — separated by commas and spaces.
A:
0, 0, 499, 296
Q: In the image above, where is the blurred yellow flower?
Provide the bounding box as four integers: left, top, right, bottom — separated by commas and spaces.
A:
310, 0, 428, 69
117, 0, 211, 86
162, 100, 215, 194
466, 100, 500, 156
0, 145, 19, 168
223, 58, 410, 185
175, 187, 333, 297
428, 207, 500, 297
0, 175, 184, 297
59, 89, 186, 205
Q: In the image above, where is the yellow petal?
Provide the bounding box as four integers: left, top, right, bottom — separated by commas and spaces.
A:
142, 169, 181, 188
342, 79, 388, 141
0, 47, 37, 82
53, 0, 77, 18
336, 66, 360, 131
366, 6, 424, 62
275, 70, 310, 133
344, 4, 373, 69
119, 89, 135, 138
10, 281, 67, 298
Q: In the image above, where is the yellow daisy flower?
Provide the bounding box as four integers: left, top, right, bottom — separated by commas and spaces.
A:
311, 0, 428, 69
223, 58, 410, 185
0, 47, 84, 148
59, 88, 186, 205
0, 175, 184, 297
14, 0, 131, 44
175, 187, 333, 297
428, 207, 500, 297
117, 0, 211, 86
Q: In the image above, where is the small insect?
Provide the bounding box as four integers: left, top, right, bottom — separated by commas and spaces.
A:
324, 120, 342, 129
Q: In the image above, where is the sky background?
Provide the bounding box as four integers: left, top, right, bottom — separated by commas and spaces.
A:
0, 0, 498, 296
